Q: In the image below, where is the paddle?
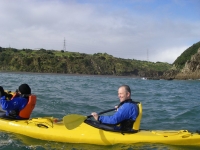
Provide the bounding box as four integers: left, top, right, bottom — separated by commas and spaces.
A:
63, 108, 116, 130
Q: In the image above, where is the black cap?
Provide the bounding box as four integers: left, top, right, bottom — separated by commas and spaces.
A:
18, 84, 31, 94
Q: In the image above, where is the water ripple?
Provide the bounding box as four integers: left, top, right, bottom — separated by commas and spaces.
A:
0, 72, 200, 149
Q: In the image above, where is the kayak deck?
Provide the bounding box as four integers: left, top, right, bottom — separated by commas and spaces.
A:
0, 117, 200, 146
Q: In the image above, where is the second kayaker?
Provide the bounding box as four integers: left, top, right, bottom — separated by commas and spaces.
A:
0, 83, 36, 119
91, 85, 139, 131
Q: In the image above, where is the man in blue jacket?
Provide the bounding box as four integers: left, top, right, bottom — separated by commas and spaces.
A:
91, 85, 139, 131
0, 84, 31, 119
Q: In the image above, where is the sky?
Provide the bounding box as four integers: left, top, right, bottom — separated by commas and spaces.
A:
0, 0, 200, 64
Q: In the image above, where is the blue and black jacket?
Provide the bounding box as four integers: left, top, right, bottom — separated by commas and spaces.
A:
0, 95, 28, 119
98, 99, 139, 131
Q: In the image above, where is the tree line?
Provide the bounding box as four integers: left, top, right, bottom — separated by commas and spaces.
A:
0, 47, 172, 77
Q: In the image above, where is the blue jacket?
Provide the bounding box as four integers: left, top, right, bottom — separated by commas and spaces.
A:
0, 95, 28, 118
98, 100, 138, 125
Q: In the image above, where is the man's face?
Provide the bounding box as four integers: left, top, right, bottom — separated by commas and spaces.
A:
118, 87, 130, 102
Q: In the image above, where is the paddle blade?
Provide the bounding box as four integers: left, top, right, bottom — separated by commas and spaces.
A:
63, 114, 87, 130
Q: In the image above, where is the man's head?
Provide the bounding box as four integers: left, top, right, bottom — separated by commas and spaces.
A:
118, 85, 131, 102
18, 84, 31, 95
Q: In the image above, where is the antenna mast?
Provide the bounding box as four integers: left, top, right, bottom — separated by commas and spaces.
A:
63, 37, 66, 51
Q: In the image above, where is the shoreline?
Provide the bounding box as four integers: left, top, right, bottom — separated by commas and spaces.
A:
1, 71, 199, 81
0, 71, 141, 79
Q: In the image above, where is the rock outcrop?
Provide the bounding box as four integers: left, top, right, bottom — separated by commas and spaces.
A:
161, 68, 179, 80
175, 48, 200, 79
161, 47, 200, 80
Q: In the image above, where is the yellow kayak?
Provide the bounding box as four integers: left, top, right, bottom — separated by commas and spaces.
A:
0, 115, 200, 146
0, 97, 200, 146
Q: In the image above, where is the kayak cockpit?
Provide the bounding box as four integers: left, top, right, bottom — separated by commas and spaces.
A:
84, 102, 143, 133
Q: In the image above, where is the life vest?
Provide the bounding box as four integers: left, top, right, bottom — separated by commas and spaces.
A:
19, 95, 36, 119
133, 102, 142, 131
4, 91, 36, 119
117, 99, 142, 131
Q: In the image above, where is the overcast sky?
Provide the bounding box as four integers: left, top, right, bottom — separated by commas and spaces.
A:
0, 0, 200, 64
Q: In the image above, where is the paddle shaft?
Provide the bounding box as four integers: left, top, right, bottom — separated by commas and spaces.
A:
87, 108, 116, 118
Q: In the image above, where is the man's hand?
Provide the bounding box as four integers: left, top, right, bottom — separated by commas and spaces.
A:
5, 93, 13, 100
91, 112, 99, 121
115, 105, 119, 111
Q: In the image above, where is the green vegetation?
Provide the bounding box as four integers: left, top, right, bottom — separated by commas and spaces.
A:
0, 47, 172, 77
173, 41, 200, 69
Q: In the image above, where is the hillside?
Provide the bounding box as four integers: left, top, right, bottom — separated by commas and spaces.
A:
175, 47, 200, 79
0, 47, 171, 78
173, 41, 200, 69
162, 41, 200, 80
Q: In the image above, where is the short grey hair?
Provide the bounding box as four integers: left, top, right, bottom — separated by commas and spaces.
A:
119, 85, 131, 95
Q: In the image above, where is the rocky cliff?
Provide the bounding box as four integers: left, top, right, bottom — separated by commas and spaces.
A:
161, 46, 200, 80
175, 47, 200, 79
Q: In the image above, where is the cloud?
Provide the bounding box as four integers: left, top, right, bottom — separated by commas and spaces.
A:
0, 0, 199, 64
150, 46, 189, 63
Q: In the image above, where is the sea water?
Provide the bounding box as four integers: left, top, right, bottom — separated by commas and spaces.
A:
0, 72, 199, 150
